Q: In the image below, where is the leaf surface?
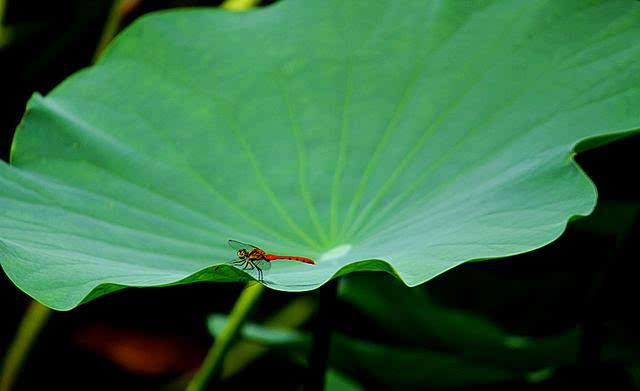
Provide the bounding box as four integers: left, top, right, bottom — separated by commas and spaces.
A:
1, 0, 639, 309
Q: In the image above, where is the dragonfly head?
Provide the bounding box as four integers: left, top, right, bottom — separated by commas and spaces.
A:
237, 249, 248, 259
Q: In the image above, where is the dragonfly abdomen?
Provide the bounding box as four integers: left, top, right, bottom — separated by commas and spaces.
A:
265, 254, 315, 264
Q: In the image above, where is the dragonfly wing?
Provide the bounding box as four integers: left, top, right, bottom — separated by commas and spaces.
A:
228, 239, 257, 252
254, 259, 271, 271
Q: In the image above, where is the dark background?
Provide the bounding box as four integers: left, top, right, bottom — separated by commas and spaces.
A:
1, 1, 639, 389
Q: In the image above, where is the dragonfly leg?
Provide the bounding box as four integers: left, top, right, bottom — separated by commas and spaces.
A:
247, 260, 262, 282
233, 259, 263, 282
230, 257, 245, 265
256, 265, 263, 283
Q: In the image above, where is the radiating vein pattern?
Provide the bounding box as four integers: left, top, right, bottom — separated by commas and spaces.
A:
0, 0, 639, 309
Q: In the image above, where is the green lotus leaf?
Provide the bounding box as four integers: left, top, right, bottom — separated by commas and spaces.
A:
1, 0, 639, 309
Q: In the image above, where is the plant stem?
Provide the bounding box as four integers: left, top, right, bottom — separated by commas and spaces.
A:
93, 0, 140, 63
0, 0, 6, 25
222, 295, 317, 378
220, 0, 261, 11
162, 295, 316, 391
186, 283, 264, 391
0, 301, 52, 391
304, 279, 338, 391
0, 0, 8, 47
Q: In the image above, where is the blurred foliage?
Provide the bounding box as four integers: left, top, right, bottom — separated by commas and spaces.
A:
572, 200, 640, 236
210, 259, 640, 389
209, 314, 520, 389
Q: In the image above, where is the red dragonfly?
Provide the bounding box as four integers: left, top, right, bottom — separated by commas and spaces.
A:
228, 239, 315, 282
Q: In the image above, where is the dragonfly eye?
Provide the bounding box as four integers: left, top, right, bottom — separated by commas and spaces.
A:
237, 250, 246, 258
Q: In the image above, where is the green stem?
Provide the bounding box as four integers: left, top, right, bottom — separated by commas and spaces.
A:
220, 0, 261, 10
0, 301, 52, 391
0, 0, 6, 24
304, 280, 338, 391
0, 0, 8, 47
221, 295, 317, 378
93, 0, 137, 63
186, 283, 265, 391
